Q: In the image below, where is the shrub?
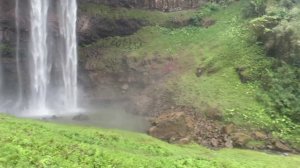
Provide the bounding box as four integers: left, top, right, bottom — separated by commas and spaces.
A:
280, 0, 297, 9
267, 7, 291, 20
262, 65, 300, 123
242, 0, 267, 18
250, 15, 300, 65
189, 3, 220, 26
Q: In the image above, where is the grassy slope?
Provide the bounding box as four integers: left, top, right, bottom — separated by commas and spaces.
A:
82, 1, 294, 131
1, 114, 300, 168
80, 0, 300, 146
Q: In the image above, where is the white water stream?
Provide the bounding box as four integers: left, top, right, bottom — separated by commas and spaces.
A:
8, 0, 80, 116
57, 0, 79, 111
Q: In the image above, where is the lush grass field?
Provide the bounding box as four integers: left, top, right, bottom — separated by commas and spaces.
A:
1, 114, 300, 167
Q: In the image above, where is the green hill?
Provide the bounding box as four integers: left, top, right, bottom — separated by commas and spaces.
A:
1, 114, 300, 168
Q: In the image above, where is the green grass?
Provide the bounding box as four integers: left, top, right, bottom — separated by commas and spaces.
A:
1, 114, 300, 167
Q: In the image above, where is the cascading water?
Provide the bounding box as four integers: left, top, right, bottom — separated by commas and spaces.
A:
28, 0, 50, 114
0, 31, 2, 101
27, 0, 79, 115
57, 0, 79, 111
0, 0, 80, 116
0, 0, 79, 116
15, 0, 23, 108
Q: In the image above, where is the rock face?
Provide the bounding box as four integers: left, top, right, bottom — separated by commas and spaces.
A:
148, 112, 195, 141
274, 141, 293, 152
148, 108, 231, 147
78, 0, 207, 11
147, 111, 298, 152
231, 133, 252, 147
77, 14, 146, 45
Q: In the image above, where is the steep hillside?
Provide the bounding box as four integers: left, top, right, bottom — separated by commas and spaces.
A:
79, 0, 300, 151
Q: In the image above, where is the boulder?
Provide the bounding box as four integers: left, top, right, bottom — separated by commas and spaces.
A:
222, 124, 235, 135
274, 141, 292, 152
72, 114, 90, 121
179, 137, 191, 144
231, 133, 252, 147
252, 131, 268, 140
245, 140, 266, 150
211, 138, 219, 147
148, 112, 195, 142
224, 136, 233, 148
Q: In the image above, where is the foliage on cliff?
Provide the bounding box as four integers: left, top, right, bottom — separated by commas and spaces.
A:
247, 0, 300, 125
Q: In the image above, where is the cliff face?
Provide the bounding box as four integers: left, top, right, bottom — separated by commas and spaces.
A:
0, 0, 208, 46
78, 0, 208, 11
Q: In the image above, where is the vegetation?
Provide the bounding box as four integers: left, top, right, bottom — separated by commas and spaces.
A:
248, 0, 300, 128
79, 0, 300, 148
242, 0, 267, 18
2, 0, 300, 167
1, 114, 300, 167
79, 3, 195, 27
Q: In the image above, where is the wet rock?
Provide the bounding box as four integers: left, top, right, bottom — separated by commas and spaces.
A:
72, 114, 89, 121
267, 145, 274, 150
148, 112, 195, 142
179, 137, 191, 144
274, 141, 292, 152
282, 153, 289, 156
169, 136, 177, 143
77, 15, 146, 45
42, 115, 60, 121
222, 124, 235, 135
205, 107, 223, 120
231, 133, 252, 147
252, 131, 268, 140
224, 136, 233, 148
211, 138, 219, 147
51, 115, 58, 120
245, 140, 266, 150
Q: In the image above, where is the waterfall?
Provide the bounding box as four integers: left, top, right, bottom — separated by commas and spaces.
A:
0, 31, 2, 101
57, 0, 79, 111
0, 0, 79, 116
29, 0, 50, 114
15, 0, 23, 108
26, 0, 79, 115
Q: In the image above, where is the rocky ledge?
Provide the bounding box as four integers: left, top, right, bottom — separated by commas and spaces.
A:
148, 106, 299, 153
78, 0, 207, 11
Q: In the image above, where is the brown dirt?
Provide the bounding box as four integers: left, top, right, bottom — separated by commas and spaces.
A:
148, 106, 297, 153
148, 106, 230, 148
